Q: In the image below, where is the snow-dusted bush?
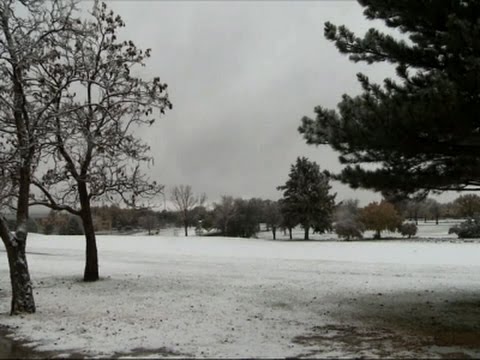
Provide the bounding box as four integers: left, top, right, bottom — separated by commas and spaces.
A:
398, 222, 417, 238
334, 219, 364, 240
334, 199, 364, 240
449, 217, 480, 238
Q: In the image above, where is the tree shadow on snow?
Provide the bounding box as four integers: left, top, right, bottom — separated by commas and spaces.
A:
293, 289, 480, 358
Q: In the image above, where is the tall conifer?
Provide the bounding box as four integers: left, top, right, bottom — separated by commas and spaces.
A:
300, 0, 480, 198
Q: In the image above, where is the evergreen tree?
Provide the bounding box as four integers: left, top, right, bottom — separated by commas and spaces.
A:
277, 157, 336, 240
299, 0, 480, 198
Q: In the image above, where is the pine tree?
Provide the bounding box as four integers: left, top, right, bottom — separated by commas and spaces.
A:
299, 0, 480, 198
277, 157, 336, 240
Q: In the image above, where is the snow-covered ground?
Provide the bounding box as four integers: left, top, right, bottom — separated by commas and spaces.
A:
1, 220, 480, 358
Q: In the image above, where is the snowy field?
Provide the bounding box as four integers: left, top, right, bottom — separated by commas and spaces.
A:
1, 221, 480, 358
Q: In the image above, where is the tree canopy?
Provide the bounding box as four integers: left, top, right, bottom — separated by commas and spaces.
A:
453, 194, 480, 218
360, 201, 402, 239
299, 0, 480, 198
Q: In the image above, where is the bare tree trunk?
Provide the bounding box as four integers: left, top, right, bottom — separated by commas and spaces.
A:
0, 218, 35, 315
5, 239, 35, 314
304, 226, 309, 240
272, 226, 276, 240
435, 215, 439, 225
81, 214, 98, 282
2, 137, 36, 314
184, 210, 188, 237
288, 227, 292, 240
0, 162, 36, 314
79, 183, 99, 282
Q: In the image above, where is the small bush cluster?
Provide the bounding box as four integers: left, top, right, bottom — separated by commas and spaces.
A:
449, 217, 480, 238
398, 222, 417, 238
334, 220, 364, 240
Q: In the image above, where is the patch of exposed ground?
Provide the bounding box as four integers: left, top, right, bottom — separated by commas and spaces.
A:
1, 325, 191, 359
293, 289, 480, 359
0, 325, 86, 359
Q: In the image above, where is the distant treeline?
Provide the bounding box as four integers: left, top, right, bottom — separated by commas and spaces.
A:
24, 194, 480, 238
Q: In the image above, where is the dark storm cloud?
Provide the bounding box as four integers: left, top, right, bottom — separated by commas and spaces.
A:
99, 0, 398, 206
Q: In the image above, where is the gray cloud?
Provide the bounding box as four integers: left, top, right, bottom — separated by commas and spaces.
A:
95, 1, 456, 206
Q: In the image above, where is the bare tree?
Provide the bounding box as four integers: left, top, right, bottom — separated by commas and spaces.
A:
405, 200, 422, 225
453, 194, 480, 219
421, 198, 441, 224
171, 185, 206, 236
139, 213, 158, 235
0, 0, 78, 314
213, 195, 236, 236
264, 200, 282, 240
28, 1, 170, 281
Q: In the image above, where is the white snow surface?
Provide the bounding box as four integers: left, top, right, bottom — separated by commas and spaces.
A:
1, 221, 480, 358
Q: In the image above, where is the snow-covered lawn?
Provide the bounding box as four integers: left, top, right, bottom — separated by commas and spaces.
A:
1, 222, 480, 358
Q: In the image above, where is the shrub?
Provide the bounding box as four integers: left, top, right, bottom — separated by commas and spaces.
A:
334, 219, 364, 240
334, 199, 364, 240
43, 222, 54, 235
449, 217, 480, 238
59, 216, 84, 235
360, 201, 402, 239
398, 222, 417, 238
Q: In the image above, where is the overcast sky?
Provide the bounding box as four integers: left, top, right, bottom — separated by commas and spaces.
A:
92, 0, 454, 207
